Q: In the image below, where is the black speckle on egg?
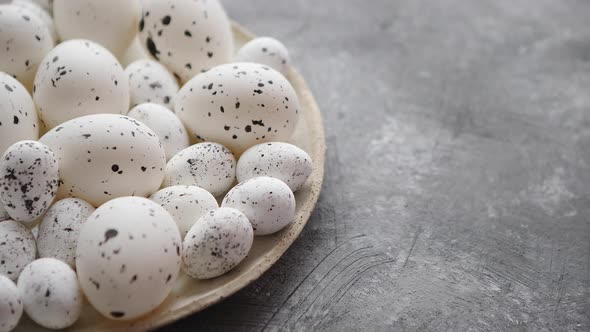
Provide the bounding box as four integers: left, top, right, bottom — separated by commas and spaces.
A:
161, 15, 171, 25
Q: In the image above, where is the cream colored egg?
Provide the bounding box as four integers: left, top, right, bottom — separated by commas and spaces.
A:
11, 0, 57, 43
125, 59, 179, 108
0, 275, 23, 332
236, 37, 290, 76
0, 220, 36, 281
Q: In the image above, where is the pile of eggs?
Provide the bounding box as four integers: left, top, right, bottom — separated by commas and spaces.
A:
0, 0, 313, 330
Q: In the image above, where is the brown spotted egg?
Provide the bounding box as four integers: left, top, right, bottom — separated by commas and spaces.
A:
40, 114, 166, 207
182, 207, 253, 280
76, 197, 181, 320
0, 220, 36, 281
222, 176, 296, 236
36, 198, 95, 267
125, 59, 179, 108
176, 63, 300, 154
236, 37, 290, 76
17, 258, 82, 329
33, 39, 130, 129
0, 72, 39, 156
127, 103, 189, 160
0, 141, 59, 223
0, 275, 23, 332
0, 4, 54, 90
138, 0, 233, 83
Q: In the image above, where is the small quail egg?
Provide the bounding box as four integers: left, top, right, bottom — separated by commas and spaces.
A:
125, 59, 179, 108
235, 37, 290, 76
0, 275, 23, 332
0, 220, 36, 282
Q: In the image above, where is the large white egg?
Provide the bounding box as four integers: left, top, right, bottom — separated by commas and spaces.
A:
11, 0, 57, 43
40, 114, 166, 207
0, 141, 59, 223
125, 59, 179, 108
33, 39, 129, 129
222, 176, 295, 236
37, 198, 95, 267
235, 37, 290, 76
176, 63, 300, 154
150, 185, 218, 237
76, 197, 181, 320
53, 0, 141, 57
0, 73, 39, 156
0, 4, 54, 90
138, 0, 233, 83
0, 275, 23, 332
127, 103, 189, 160
17, 258, 82, 329
0, 220, 36, 281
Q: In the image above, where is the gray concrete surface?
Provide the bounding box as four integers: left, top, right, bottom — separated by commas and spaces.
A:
162, 1, 590, 331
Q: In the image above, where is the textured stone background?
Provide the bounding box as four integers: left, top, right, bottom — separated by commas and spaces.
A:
163, 1, 590, 331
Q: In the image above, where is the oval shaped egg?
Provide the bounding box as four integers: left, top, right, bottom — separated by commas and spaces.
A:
176, 62, 300, 154
0, 220, 36, 281
0, 275, 23, 332
0, 73, 39, 156
127, 103, 189, 160
237, 142, 312, 192
150, 185, 218, 237
40, 114, 166, 207
0, 141, 58, 223
163, 142, 236, 197
12, 0, 58, 43
138, 0, 233, 83
53, 0, 141, 57
76, 197, 181, 320
33, 39, 129, 129
17, 258, 82, 329
125, 59, 179, 108
222, 176, 295, 236
182, 207, 253, 279
37, 198, 95, 267
236, 37, 290, 76
0, 4, 54, 90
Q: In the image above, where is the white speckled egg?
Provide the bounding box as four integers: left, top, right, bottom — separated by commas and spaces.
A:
222, 176, 295, 236
37, 198, 95, 267
53, 0, 141, 57
0, 203, 9, 221
236, 37, 290, 76
237, 142, 312, 192
176, 62, 300, 154
163, 142, 236, 197
33, 39, 129, 129
127, 103, 189, 160
11, 0, 57, 43
0, 275, 22, 332
182, 207, 253, 279
125, 59, 179, 108
138, 0, 233, 83
76, 197, 181, 320
17, 258, 82, 329
40, 114, 166, 207
150, 185, 218, 237
0, 4, 53, 90
0, 73, 39, 156
0, 141, 58, 223
0, 220, 36, 281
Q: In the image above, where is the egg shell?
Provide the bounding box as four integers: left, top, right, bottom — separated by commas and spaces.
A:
150, 185, 218, 238
36, 198, 95, 267
127, 103, 189, 160
222, 176, 295, 236
138, 0, 233, 83
0, 73, 39, 156
33, 39, 130, 129
53, 0, 141, 57
76, 197, 181, 321
40, 114, 166, 207
0, 202, 9, 221
11, 0, 58, 43
0, 275, 22, 332
0, 4, 54, 90
0, 141, 59, 223
0, 220, 36, 282
176, 62, 300, 154
22, 0, 52, 15
237, 142, 312, 192
235, 37, 290, 76
125, 59, 179, 108
163, 142, 236, 197
17, 258, 82, 329
182, 207, 253, 279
